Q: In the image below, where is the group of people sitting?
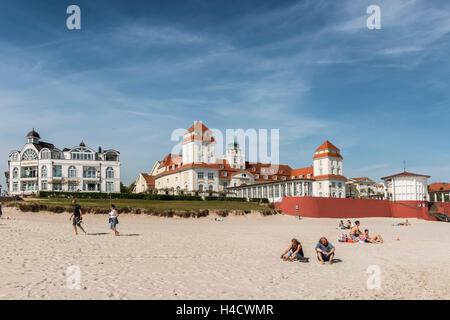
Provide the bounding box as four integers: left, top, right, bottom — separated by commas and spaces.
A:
280, 237, 335, 264
338, 220, 384, 243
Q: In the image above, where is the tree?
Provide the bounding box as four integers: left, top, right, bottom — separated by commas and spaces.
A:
120, 182, 130, 194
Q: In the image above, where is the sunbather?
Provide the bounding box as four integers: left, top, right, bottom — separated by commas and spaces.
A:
349, 220, 363, 241
362, 229, 384, 243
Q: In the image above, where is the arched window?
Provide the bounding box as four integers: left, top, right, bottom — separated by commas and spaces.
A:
41, 150, 51, 160
198, 184, 204, 191
51, 150, 61, 160
11, 152, 19, 162
22, 149, 38, 161
68, 166, 77, 178
71, 147, 94, 160
106, 167, 114, 179
41, 166, 47, 178
13, 167, 18, 179
208, 185, 214, 191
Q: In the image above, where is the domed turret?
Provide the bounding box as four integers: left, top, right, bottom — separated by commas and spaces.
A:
26, 128, 40, 143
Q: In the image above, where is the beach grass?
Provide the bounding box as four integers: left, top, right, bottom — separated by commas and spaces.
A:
22, 198, 265, 212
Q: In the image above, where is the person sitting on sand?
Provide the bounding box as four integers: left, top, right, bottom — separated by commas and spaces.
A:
280, 238, 309, 262
109, 204, 120, 236
362, 229, 384, 243
349, 220, 363, 241
315, 237, 335, 264
338, 220, 346, 229
344, 220, 352, 229
69, 200, 86, 235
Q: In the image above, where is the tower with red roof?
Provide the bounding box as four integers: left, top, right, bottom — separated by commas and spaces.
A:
312, 140, 346, 198
182, 120, 216, 165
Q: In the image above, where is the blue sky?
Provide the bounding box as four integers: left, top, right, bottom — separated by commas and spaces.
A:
0, 0, 449, 189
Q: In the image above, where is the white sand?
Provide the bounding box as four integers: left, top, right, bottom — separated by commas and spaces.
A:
0, 207, 449, 300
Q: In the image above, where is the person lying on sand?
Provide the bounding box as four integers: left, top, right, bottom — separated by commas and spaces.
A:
392, 219, 411, 226
361, 229, 384, 243
316, 237, 335, 264
280, 239, 309, 262
349, 220, 363, 241
69, 200, 86, 235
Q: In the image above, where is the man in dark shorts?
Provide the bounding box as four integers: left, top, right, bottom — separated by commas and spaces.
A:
69, 200, 86, 235
315, 237, 335, 264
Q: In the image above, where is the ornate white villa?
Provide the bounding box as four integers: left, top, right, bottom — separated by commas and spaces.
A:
6, 129, 121, 195
147, 121, 346, 202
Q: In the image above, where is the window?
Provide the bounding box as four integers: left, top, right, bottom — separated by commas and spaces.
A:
106, 182, 114, 192
53, 166, 62, 177
53, 183, 62, 191
208, 185, 214, 191
222, 182, 227, 188
70, 148, 94, 161
11, 153, 19, 162
68, 166, 77, 178
13, 168, 18, 179
51, 151, 61, 160
41, 181, 48, 191
83, 167, 97, 178
197, 172, 204, 179
198, 184, 204, 191
222, 172, 227, 177
41, 150, 50, 159
332, 182, 336, 188
13, 182, 18, 192
22, 167, 37, 178
338, 182, 342, 188
106, 167, 114, 179
207, 172, 214, 180
41, 166, 47, 178
22, 149, 38, 161
255, 174, 259, 179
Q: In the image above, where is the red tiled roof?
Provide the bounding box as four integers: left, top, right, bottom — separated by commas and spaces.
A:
315, 140, 340, 152
182, 134, 215, 143
158, 154, 183, 169
291, 166, 314, 178
141, 173, 155, 188
186, 121, 211, 134
381, 171, 431, 180
313, 152, 343, 160
428, 182, 450, 192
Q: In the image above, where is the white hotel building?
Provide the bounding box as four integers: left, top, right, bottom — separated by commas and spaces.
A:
151, 121, 346, 202
7, 130, 121, 195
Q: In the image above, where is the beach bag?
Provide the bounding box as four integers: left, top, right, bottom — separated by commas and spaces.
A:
339, 233, 348, 242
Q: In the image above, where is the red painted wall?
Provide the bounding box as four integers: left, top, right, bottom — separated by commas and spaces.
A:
278, 196, 439, 221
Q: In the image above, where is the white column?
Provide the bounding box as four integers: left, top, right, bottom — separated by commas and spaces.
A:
392, 179, 395, 201
434, 193, 437, 202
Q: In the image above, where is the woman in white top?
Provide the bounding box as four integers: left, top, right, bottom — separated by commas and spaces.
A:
109, 204, 119, 236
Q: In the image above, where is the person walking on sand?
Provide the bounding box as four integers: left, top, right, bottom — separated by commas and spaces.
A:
0, 201, 3, 219
109, 204, 119, 236
315, 237, 335, 264
69, 200, 86, 235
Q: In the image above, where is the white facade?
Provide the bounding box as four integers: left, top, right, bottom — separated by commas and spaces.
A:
7, 130, 120, 195
381, 172, 430, 201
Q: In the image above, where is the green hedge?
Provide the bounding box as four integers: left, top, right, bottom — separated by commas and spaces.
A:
204, 196, 248, 202
38, 191, 201, 201
250, 198, 269, 203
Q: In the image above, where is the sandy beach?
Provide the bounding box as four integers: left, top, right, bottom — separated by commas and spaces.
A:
0, 207, 448, 300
